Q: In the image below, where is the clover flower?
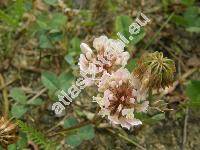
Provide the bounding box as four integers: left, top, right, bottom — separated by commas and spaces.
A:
78, 35, 176, 129
133, 52, 176, 90
78, 35, 130, 86
93, 68, 149, 129
0, 117, 18, 148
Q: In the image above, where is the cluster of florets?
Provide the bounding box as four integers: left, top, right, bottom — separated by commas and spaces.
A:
133, 52, 176, 90
78, 35, 175, 129
0, 117, 18, 148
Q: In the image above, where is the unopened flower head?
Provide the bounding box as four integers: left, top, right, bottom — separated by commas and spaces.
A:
0, 117, 18, 148
133, 52, 175, 90
78, 35, 130, 85
93, 68, 149, 129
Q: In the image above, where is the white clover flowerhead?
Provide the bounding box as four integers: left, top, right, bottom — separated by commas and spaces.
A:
78, 35, 130, 86
93, 68, 149, 129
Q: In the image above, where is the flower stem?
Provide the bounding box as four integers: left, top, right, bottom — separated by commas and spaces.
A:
48, 121, 92, 137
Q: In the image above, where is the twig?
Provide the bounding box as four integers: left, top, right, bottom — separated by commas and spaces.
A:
157, 68, 198, 96
0, 74, 9, 119
27, 88, 47, 104
46, 116, 68, 133
143, 6, 162, 14
48, 108, 101, 137
12, 63, 42, 73
182, 107, 189, 150
0, 76, 19, 91
21, 87, 43, 95
106, 128, 146, 150
48, 121, 92, 137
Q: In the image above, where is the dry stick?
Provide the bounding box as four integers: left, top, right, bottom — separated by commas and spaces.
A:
106, 128, 146, 150
0, 76, 19, 91
182, 107, 189, 150
143, 6, 161, 14
180, 68, 199, 81
144, 12, 175, 50
27, 88, 47, 104
46, 116, 68, 133
48, 121, 92, 137
158, 68, 198, 96
48, 108, 101, 137
0, 74, 9, 119
12, 63, 42, 73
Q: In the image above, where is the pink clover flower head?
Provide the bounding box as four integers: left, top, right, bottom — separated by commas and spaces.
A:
94, 68, 149, 129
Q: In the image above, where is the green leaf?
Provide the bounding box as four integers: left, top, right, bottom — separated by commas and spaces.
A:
151, 113, 165, 121
186, 80, 200, 107
17, 120, 56, 149
16, 132, 28, 149
14, 0, 25, 20
41, 71, 59, 92
135, 113, 165, 124
24, 1, 33, 11
65, 37, 81, 68
49, 31, 63, 42
181, 0, 195, 6
49, 13, 67, 30
65, 54, 76, 67
0, 145, 3, 150
39, 34, 53, 49
127, 58, 137, 71
58, 72, 74, 91
172, 6, 200, 31
9, 133, 28, 149
64, 117, 78, 128
64, 117, 81, 147
36, 12, 67, 31
43, 0, 58, 6
42, 71, 75, 101
8, 144, 16, 150
79, 125, 95, 140
68, 37, 81, 55
183, 7, 199, 23
184, 7, 200, 29
0, 10, 18, 27
161, 0, 170, 11
172, 15, 188, 26
28, 98, 43, 106
10, 88, 27, 105
186, 27, 200, 32
115, 15, 132, 38
65, 134, 82, 147
0, 0, 25, 27
36, 14, 49, 30
64, 118, 95, 147
65, 124, 95, 147
115, 15, 145, 45
11, 105, 27, 118
131, 28, 146, 45
36, 19, 48, 30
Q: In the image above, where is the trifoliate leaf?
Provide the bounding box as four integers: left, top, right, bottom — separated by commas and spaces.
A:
41, 71, 59, 92
10, 88, 27, 105
11, 105, 27, 119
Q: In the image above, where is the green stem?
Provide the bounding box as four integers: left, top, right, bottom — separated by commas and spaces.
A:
48, 121, 92, 137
